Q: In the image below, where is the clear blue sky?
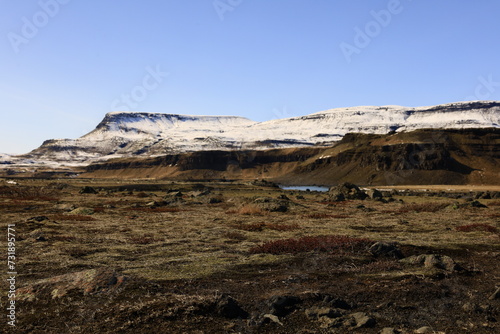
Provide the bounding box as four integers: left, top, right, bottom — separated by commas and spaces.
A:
1, 0, 499, 153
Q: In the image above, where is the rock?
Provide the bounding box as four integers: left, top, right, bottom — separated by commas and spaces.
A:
187, 190, 211, 197
54, 203, 77, 212
251, 179, 279, 188
296, 195, 305, 200
328, 183, 368, 201
489, 287, 500, 300
277, 194, 289, 200
349, 312, 376, 328
304, 306, 343, 320
68, 207, 95, 215
415, 326, 434, 333
470, 200, 487, 208
253, 197, 289, 212
166, 191, 183, 198
262, 314, 283, 326
369, 242, 404, 259
215, 295, 248, 319
366, 188, 383, 200
400, 254, 460, 272
206, 196, 223, 204
381, 328, 400, 334
79, 186, 98, 194
267, 295, 301, 317
28, 216, 50, 222
322, 295, 352, 309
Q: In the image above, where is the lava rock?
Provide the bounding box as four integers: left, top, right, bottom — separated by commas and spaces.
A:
79, 186, 98, 194
369, 242, 404, 259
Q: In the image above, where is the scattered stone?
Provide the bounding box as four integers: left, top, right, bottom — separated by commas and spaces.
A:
381, 328, 400, 334
462, 302, 481, 313
267, 295, 301, 317
206, 196, 223, 204
366, 188, 383, 200
215, 295, 248, 319
470, 200, 487, 208
166, 191, 183, 198
262, 314, 283, 326
369, 242, 404, 259
29, 216, 51, 222
251, 179, 279, 188
400, 254, 461, 272
349, 312, 376, 328
296, 195, 305, 200
305, 306, 343, 320
68, 208, 95, 215
253, 197, 289, 212
489, 287, 500, 300
79, 186, 98, 194
328, 183, 368, 201
187, 190, 211, 197
321, 295, 352, 309
54, 203, 77, 212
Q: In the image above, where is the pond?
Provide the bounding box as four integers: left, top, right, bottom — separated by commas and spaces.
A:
279, 185, 329, 192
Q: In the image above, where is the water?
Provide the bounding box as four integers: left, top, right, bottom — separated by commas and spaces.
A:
279, 185, 329, 192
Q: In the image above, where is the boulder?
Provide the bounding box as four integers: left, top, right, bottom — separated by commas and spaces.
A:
68, 207, 95, 215
400, 254, 461, 272
304, 306, 343, 320
328, 183, 368, 201
348, 312, 376, 328
369, 242, 404, 259
215, 295, 248, 319
79, 186, 98, 194
253, 197, 289, 212
266, 295, 301, 317
366, 188, 383, 200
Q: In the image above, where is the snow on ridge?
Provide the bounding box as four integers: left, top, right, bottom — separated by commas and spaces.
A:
9, 100, 500, 166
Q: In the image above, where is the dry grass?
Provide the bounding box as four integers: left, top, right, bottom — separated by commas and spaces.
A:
397, 202, 450, 213
0, 185, 60, 201
249, 235, 373, 255
51, 214, 97, 221
456, 223, 498, 233
227, 204, 267, 215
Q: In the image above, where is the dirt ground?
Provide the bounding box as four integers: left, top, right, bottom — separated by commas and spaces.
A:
0, 178, 499, 333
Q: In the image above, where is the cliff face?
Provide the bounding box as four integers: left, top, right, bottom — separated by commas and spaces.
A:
84, 128, 500, 186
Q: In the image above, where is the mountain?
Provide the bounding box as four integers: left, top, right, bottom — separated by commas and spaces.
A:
6, 101, 500, 166
85, 128, 500, 186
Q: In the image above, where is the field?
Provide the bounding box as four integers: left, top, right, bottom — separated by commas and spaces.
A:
1, 178, 499, 333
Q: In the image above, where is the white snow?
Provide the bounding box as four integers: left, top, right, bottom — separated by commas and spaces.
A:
5, 101, 500, 166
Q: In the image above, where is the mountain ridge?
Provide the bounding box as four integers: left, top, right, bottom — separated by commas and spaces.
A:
3, 100, 500, 167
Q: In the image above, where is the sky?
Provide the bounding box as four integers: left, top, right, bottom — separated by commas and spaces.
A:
1, 0, 499, 154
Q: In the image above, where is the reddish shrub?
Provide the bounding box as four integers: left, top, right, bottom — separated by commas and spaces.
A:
249, 235, 373, 255
456, 223, 497, 233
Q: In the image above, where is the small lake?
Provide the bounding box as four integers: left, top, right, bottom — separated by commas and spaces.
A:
279, 185, 329, 192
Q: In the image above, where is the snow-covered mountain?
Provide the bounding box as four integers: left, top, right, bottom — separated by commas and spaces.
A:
5, 101, 500, 166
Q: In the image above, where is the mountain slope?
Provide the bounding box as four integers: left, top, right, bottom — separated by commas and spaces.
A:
84, 128, 500, 186
7, 101, 500, 166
